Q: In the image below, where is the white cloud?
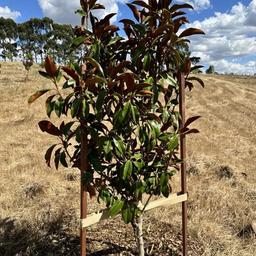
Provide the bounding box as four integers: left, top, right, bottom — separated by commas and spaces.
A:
0, 6, 21, 20
177, 0, 211, 11
189, 0, 256, 74
38, 0, 128, 25
207, 59, 256, 75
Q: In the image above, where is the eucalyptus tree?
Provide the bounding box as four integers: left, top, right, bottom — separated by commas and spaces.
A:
0, 17, 18, 61
45, 23, 74, 64
29, 0, 204, 255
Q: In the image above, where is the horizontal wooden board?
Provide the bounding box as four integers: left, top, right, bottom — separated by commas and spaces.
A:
81, 193, 187, 228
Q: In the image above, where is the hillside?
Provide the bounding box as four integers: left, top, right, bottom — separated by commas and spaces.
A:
0, 62, 255, 255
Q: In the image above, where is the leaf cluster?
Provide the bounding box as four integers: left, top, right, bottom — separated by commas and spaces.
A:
29, 0, 204, 224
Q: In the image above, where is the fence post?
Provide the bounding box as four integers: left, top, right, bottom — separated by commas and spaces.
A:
179, 72, 188, 256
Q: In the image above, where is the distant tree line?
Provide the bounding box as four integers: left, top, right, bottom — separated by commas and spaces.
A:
0, 17, 76, 64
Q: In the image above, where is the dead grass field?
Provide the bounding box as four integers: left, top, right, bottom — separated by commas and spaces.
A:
0, 62, 255, 255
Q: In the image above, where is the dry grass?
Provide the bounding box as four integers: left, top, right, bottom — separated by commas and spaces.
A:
0, 62, 255, 255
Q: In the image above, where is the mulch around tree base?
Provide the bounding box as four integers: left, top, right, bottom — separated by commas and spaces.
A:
0, 215, 203, 255
87, 216, 204, 256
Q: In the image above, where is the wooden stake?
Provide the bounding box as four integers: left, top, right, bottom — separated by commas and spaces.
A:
80, 126, 88, 256
179, 72, 188, 256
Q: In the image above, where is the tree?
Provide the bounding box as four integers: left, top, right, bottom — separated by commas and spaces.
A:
22, 53, 33, 81
45, 22, 74, 64
206, 65, 215, 74
0, 17, 18, 61
29, 1, 204, 255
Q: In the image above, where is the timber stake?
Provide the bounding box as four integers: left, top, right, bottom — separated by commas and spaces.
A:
179, 72, 188, 256
81, 126, 88, 256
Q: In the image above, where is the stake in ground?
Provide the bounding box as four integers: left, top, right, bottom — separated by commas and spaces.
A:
29, 0, 205, 255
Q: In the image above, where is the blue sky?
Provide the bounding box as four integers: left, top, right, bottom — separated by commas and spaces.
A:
0, 0, 255, 74
0, 0, 252, 24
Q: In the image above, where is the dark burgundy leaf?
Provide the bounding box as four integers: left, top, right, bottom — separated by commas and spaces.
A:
38, 120, 61, 136
187, 76, 205, 88
179, 28, 205, 38
184, 116, 201, 129
190, 65, 204, 72
45, 144, 57, 167
62, 66, 80, 83
87, 184, 96, 199
170, 4, 194, 13
28, 89, 51, 104
132, 1, 151, 9
45, 56, 57, 78
127, 4, 140, 21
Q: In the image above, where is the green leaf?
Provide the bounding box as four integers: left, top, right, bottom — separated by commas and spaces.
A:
45, 95, 55, 118
72, 35, 87, 47
75, 9, 86, 16
82, 172, 93, 184
82, 99, 89, 118
121, 204, 137, 224
63, 79, 76, 89
134, 181, 145, 199
122, 207, 133, 224
61, 122, 74, 136
54, 99, 63, 117
108, 36, 123, 46
71, 98, 81, 118
113, 138, 125, 157
162, 108, 169, 123
89, 150, 102, 172
132, 24, 146, 35
103, 140, 112, 155
121, 101, 131, 122
161, 184, 170, 197
84, 57, 104, 76
56, 68, 62, 82
134, 161, 144, 171
113, 102, 131, 128
160, 173, 170, 197
145, 76, 154, 85
133, 153, 142, 160
108, 199, 124, 217
143, 53, 151, 71
99, 188, 112, 206
70, 63, 82, 77
160, 74, 177, 89
28, 89, 51, 104
39, 71, 51, 79
96, 91, 106, 113
168, 134, 179, 151
148, 120, 161, 139
123, 160, 133, 179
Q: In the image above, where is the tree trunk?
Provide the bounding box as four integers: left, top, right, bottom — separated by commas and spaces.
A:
134, 214, 145, 256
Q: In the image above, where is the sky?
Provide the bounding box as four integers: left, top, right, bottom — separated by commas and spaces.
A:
0, 0, 255, 74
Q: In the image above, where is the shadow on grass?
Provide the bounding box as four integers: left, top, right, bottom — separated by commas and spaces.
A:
0, 217, 132, 256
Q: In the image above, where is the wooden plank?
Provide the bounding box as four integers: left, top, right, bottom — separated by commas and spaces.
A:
81, 193, 187, 228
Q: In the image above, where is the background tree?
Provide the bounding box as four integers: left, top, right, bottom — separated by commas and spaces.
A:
22, 52, 34, 81
0, 17, 18, 61
206, 65, 215, 74
45, 23, 74, 64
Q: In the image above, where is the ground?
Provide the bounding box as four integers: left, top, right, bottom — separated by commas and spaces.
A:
0, 62, 255, 255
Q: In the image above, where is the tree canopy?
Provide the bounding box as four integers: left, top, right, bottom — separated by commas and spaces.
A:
0, 17, 75, 64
